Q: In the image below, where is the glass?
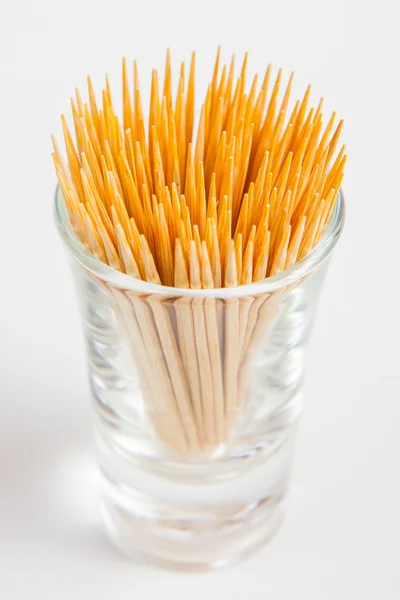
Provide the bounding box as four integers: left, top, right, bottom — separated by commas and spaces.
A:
54, 185, 345, 569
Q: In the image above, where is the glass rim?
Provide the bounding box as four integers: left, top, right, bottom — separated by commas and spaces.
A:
54, 184, 345, 298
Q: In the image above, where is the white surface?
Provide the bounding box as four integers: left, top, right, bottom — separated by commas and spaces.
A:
0, 1, 399, 598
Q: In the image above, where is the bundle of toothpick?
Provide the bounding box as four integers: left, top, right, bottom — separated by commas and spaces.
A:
53, 48, 346, 454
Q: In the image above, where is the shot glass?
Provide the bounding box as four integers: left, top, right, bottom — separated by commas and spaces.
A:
54, 185, 345, 569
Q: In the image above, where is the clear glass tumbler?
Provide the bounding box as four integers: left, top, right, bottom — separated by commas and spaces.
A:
54, 185, 345, 569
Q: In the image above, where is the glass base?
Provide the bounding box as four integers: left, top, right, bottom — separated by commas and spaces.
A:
95, 416, 294, 570
99, 473, 285, 570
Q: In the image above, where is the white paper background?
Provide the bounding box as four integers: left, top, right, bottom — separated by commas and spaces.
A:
0, 1, 399, 598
